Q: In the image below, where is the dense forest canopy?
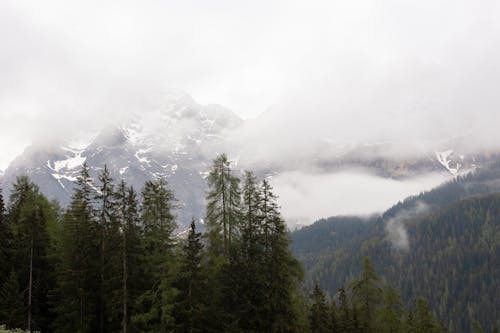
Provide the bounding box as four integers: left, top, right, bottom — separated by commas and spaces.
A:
0, 154, 498, 332
293, 165, 500, 333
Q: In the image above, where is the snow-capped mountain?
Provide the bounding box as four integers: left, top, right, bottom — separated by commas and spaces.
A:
1, 92, 242, 226
2, 91, 499, 228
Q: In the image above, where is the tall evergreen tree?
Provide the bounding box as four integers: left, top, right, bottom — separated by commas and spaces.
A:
0, 188, 10, 287
115, 181, 143, 333
337, 287, 350, 333
7, 176, 55, 332
95, 165, 122, 333
350, 257, 383, 332
330, 300, 339, 333
414, 297, 440, 333
309, 283, 330, 333
259, 179, 302, 333
378, 284, 404, 333
173, 219, 207, 333
236, 171, 267, 332
133, 178, 177, 333
205, 154, 241, 257
52, 163, 100, 333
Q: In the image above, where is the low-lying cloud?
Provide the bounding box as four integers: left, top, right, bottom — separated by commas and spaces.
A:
385, 201, 430, 250
270, 171, 447, 226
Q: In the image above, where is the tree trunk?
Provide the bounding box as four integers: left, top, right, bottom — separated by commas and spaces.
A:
27, 236, 33, 332
122, 230, 128, 333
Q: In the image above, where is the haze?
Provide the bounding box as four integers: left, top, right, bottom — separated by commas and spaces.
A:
1, 0, 500, 223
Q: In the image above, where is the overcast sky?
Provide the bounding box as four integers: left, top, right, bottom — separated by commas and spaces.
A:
2, 0, 500, 223
1, 0, 500, 171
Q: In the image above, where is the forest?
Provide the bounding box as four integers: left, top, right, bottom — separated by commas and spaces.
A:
292, 169, 500, 333
0, 153, 488, 333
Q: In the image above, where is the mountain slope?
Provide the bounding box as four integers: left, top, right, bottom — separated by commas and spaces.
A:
1, 92, 242, 227
2, 91, 500, 228
291, 163, 500, 332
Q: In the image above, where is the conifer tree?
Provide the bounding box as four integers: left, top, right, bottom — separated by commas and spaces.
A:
115, 181, 142, 333
330, 300, 339, 333
309, 283, 330, 333
95, 165, 122, 333
52, 163, 100, 333
414, 297, 439, 333
259, 179, 302, 333
174, 219, 207, 333
350, 257, 383, 332
7, 176, 55, 332
0, 188, 10, 287
237, 171, 268, 332
204, 155, 242, 331
205, 154, 241, 257
337, 287, 350, 333
378, 284, 404, 333
133, 178, 177, 333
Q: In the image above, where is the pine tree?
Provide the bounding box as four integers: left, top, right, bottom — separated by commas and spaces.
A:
236, 171, 268, 332
414, 297, 438, 333
174, 219, 207, 333
260, 179, 302, 333
52, 163, 100, 333
350, 257, 383, 332
0, 188, 10, 288
309, 283, 330, 333
337, 287, 350, 333
7, 176, 55, 332
133, 178, 177, 333
378, 284, 404, 333
203, 154, 242, 331
330, 300, 339, 333
115, 181, 142, 333
205, 154, 241, 257
95, 165, 122, 333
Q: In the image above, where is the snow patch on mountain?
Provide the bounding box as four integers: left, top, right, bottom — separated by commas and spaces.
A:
52, 152, 86, 172
435, 149, 465, 176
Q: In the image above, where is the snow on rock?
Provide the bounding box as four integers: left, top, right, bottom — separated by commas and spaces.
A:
435, 150, 461, 176
119, 166, 129, 175
53, 152, 86, 172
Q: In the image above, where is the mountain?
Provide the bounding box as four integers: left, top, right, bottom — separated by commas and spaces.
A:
1, 92, 242, 226
291, 161, 500, 332
2, 91, 500, 228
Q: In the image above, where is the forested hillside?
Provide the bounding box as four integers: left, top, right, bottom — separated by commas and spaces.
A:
292, 165, 500, 332
2, 153, 494, 332
0, 155, 307, 332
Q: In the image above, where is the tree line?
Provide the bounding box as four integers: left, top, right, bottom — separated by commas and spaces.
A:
292, 189, 500, 332
0, 153, 457, 332
0, 154, 307, 332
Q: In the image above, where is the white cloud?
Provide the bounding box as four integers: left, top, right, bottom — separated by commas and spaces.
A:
270, 171, 448, 225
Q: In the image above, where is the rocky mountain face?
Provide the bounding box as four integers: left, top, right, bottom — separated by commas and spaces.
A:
1, 92, 242, 227
1, 91, 499, 228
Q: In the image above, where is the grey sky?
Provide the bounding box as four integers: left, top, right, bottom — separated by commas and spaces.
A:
1, 0, 500, 170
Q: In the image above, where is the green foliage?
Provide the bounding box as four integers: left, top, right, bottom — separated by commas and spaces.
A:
310, 260, 445, 333
309, 283, 330, 333
205, 153, 241, 257
173, 220, 208, 333
52, 164, 100, 333
2, 176, 56, 332
3, 154, 488, 332
133, 178, 177, 332
0, 271, 25, 330
292, 168, 500, 332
